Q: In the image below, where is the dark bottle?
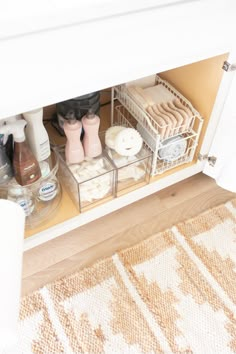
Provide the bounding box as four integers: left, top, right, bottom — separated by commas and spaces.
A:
11, 120, 41, 186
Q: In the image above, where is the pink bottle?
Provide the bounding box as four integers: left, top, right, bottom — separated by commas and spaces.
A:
82, 109, 102, 158
64, 119, 84, 164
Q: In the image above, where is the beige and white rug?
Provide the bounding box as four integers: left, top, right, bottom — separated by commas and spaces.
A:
19, 199, 236, 353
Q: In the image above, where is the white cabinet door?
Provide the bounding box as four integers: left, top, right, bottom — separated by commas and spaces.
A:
203, 58, 236, 192
0, 0, 234, 119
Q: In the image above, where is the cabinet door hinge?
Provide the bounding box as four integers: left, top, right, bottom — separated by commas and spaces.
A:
198, 154, 217, 167
222, 61, 236, 72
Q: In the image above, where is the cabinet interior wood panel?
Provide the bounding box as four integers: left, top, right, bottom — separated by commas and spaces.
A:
159, 53, 229, 157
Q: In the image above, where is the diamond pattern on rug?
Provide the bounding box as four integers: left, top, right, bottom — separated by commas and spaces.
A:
176, 200, 236, 306
118, 229, 236, 353
19, 292, 65, 353
19, 198, 236, 353
26, 257, 162, 353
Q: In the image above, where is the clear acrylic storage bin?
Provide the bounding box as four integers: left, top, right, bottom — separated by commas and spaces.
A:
55, 147, 115, 212
103, 105, 152, 196
0, 151, 61, 229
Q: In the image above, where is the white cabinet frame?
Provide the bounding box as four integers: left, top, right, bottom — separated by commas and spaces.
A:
0, 1, 235, 249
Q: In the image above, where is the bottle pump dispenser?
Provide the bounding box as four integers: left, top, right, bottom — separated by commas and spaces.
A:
23, 108, 50, 162
64, 119, 84, 164
0, 125, 13, 184
82, 109, 102, 158
7, 120, 41, 186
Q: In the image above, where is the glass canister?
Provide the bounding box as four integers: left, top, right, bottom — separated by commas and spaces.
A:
0, 150, 62, 229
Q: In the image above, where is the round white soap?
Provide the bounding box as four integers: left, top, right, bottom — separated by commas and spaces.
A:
105, 126, 126, 149
114, 128, 143, 156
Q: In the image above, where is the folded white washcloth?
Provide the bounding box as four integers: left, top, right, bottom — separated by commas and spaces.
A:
125, 74, 156, 89
144, 84, 174, 104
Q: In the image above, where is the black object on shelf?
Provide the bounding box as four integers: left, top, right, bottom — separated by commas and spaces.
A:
55, 91, 100, 136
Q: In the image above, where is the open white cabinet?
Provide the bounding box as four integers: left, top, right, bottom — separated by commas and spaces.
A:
202, 61, 236, 189
0, 0, 236, 250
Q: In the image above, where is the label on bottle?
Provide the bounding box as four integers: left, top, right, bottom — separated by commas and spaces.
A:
39, 140, 50, 160
38, 181, 57, 201
8, 185, 35, 216
16, 198, 34, 216
14, 158, 41, 186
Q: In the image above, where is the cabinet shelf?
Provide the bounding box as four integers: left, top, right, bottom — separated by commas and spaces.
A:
24, 159, 201, 250
22, 52, 230, 249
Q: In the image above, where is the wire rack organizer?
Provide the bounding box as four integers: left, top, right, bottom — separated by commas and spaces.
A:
112, 75, 203, 176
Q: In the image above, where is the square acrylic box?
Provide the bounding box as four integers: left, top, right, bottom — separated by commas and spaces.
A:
105, 145, 152, 196
55, 146, 115, 212
102, 105, 152, 196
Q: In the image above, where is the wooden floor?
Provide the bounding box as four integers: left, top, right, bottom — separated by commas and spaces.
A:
22, 173, 236, 297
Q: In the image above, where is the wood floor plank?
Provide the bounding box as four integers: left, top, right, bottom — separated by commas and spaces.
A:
22, 173, 236, 296
22, 173, 213, 278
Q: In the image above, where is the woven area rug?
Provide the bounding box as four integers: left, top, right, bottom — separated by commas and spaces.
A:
19, 199, 236, 353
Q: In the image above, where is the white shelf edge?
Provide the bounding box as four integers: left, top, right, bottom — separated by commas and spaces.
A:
24, 161, 204, 251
